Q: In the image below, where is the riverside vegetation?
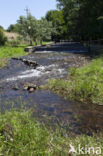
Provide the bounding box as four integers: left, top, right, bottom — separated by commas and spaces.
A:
0, 28, 27, 67
44, 55, 103, 105
0, 0, 103, 155
0, 110, 103, 156
0, 41, 52, 68
0, 47, 27, 68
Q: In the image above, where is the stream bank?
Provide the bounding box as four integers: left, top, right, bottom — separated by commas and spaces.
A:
0, 42, 103, 135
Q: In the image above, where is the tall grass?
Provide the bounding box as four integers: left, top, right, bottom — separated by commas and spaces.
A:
0, 46, 27, 67
0, 46, 26, 59
44, 56, 103, 105
0, 110, 103, 156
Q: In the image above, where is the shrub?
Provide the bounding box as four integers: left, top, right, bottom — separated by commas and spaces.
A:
8, 39, 20, 47
0, 29, 7, 46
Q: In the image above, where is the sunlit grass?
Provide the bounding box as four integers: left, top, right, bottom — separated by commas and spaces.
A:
0, 46, 27, 67
0, 110, 103, 156
43, 55, 103, 105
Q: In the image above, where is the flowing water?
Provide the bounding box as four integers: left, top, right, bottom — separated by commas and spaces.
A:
0, 43, 103, 135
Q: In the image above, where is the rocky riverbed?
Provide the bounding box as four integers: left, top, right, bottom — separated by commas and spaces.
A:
0, 43, 103, 135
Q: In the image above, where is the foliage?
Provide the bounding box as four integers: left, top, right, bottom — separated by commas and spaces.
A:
7, 39, 20, 47
36, 18, 53, 44
0, 25, 4, 30
17, 14, 37, 44
44, 56, 103, 104
6, 0, 103, 42
7, 24, 19, 32
56, 0, 103, 40
0, 110, 102, 155
16, 13, 53, 45
46, 10, 65, 41
0, 29, 7, 46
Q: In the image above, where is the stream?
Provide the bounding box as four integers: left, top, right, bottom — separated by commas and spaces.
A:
0, 42, 103, 135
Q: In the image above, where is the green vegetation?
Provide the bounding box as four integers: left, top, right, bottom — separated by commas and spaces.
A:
43, 56, 103, 105
6, 0, 103, 42
0, 40, 53, 68
0, 47, 26, 58
7, 13, 54, 45
0, 29, 7, 46
46, 10, 65, 41
0, 110, 102, 156
0, 47, 27, 67
56, 0, 103, 40
6, 1, 103, 42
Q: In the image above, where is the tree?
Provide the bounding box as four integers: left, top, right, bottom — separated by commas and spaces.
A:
77, 0, 103, 40
7, 24, 19, 32
0, 29, 7, 46
0, 26, 4, 30
46, 10, 65, 41
17, 13, 37, 45
56, 0, 81, 40
56, 0, 103, 40
7, 24, 15, 32
36, 18, 53, 45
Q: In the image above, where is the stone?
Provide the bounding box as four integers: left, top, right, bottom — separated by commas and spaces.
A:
23, 86, 28, 90
28, 84, 37, 90
28, 88, 35, 93
24, 83, 37, 93
12, 85, 19, 90
12, 57, 39, 68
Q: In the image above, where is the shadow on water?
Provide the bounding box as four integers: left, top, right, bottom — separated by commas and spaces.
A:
0, 42, 102, 135
1, 89, 103, 135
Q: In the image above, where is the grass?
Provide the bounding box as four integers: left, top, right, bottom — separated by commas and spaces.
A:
0, 46, 27, 68
33, 41, 53, 46
0, 110, 102, 156
0, 41, 53, 68
43, 55, 103, 105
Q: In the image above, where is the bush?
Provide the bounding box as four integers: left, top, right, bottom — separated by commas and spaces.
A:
8, 39, 20, 47
0, 29, 7, 46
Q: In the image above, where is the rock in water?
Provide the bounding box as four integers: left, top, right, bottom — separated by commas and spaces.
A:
24, 83, 37, 93
12, 84, 19, 90
24, 86, 29, 90
12, 57, 39, 68
29, 88, 35, 93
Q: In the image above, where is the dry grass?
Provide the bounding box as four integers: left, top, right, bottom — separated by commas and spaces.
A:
4, 32, 19, 41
